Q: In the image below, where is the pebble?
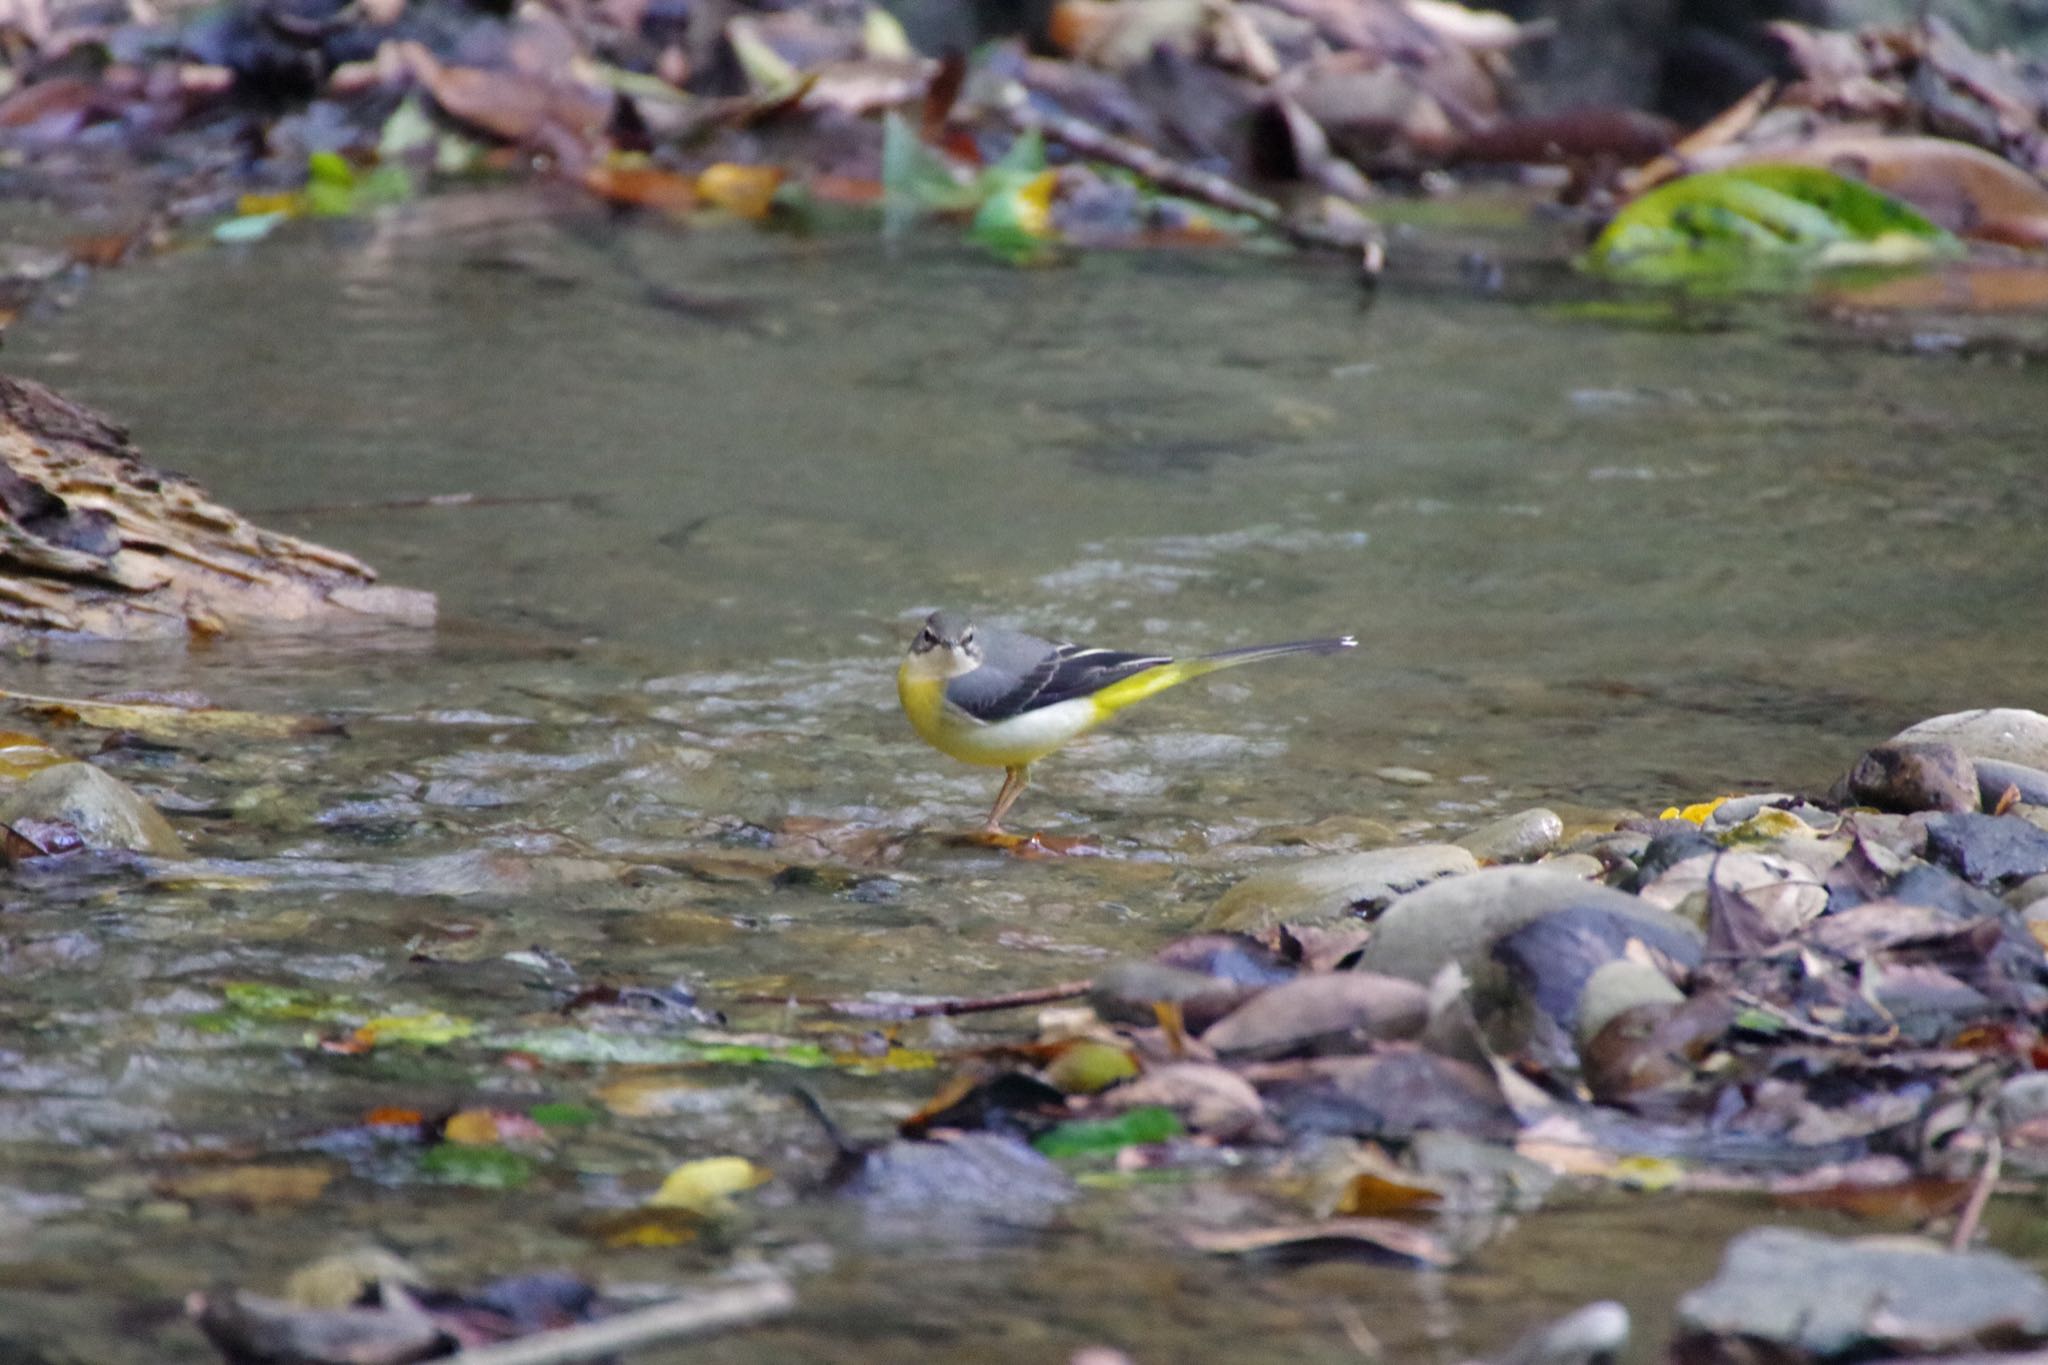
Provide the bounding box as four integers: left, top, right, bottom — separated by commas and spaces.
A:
0, 761, 184, 858
1454, 807, 1563, 863
1374, 766, 1435, 787
1198, 844, 1478, 933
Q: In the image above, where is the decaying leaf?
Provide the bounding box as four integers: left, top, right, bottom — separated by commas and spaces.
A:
1183, 1216, 1457, 1266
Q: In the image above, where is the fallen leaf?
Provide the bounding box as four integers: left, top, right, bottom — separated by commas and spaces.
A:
0, 688, 339, 741
1183, 1217, 1457, 1266
696, 163, 783, 219
158, 1163, 335, 1209
648, 1155, 770, 1213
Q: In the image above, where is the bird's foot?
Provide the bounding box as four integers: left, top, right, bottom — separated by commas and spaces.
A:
957, 828, 1102, 858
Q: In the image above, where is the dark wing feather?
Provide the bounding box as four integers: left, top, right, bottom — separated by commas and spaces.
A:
946, 644, 1172, 723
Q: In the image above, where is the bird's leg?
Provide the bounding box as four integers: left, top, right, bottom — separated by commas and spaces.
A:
983, 765, 1029, 833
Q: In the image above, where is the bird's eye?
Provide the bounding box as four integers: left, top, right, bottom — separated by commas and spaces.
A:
960, 629, 975, 647
917, 628, 936, 647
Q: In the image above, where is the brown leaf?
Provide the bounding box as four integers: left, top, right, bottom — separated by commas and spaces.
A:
158, 1162, 335, 1209
1183, 1216, 1456, 1266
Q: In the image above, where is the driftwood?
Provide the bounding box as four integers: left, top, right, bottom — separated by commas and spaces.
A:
0, 373, 434, 640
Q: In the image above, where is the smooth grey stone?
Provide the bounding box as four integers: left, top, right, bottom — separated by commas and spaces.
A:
1677, 1226, 2048, 1356
1374, 766, 1435, 786
1199, 844, 1477, 933
1978, 758, 2048, 809
1088, 961, 1255, 1030
1354, 866, 1703, 987
0, 762, 183, 858
1895, 708, 2048, 769
1455, 808, 1563, 863
1700, 793, 1797, 830
1846, 742, 1980, 814
1573, 960, 1684, 1049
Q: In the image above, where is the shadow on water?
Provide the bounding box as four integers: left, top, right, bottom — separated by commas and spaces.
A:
3, 194, 2048, 1360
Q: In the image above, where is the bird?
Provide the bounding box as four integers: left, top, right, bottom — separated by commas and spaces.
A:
896, 609, 1357, 834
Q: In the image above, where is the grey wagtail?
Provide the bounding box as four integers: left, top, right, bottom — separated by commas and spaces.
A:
897, 609, 1358, 832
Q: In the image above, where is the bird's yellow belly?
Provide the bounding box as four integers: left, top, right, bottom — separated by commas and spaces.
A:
898, 672, 1103, 768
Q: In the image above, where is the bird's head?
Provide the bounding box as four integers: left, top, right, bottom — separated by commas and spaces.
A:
902, 609, 984, 680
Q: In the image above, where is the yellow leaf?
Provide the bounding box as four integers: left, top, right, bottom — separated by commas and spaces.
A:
648, 1156, 770, 1213
442, 1110, 501, 1145
353, 1011, 475, 1047
1661, 798, 1728, 825
236, 191, 305, 217
696, 163, 783, 220
1612, 1155, 1684, 1191
861, 5, 915, 58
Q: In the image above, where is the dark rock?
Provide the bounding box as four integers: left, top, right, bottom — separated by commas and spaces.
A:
1845, 742, 1980, 814
1088, 960, 1258, 1032
1250, 1047, 1520, 1142
1492, 907, 1688, 1047
1624, 828, 1720, 893
1152, 933, 1297, 990
1924, 812, 2048, 886
0, 762, 182, 858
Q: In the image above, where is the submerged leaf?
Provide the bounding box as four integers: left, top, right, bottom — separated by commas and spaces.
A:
418, 1144, 533, 1188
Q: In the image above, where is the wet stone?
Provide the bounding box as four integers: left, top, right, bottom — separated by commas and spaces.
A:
1923, 812, 2048, 886
1845, 742, 1980, 814
1374, 766, 1435, 787
1454, 808, 1563, 863
1623, 828, 1720, 892
1198, 844, 1477, 933
1895, 708, 2048, 770
1676, 1226, 2048, 1358
0, 761, 183, 859
1088, 960, 1259, 1030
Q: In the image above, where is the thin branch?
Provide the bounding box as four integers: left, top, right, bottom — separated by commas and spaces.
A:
1950, 1132, 2002, 1251
746, 979, 1093, 1020
995, 82, 1384, 268
447, 1279, 795, 1365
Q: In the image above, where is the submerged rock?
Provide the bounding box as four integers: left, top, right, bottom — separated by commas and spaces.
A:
0, 761, 183, 858
1894, 708, 2048, 770
1676, 1226, 2048, 1358
1199, 844, 1477, 933
1454, 808, 1563, 863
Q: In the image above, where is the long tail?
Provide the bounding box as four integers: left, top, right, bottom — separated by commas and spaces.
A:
1089, 634, 1357, 715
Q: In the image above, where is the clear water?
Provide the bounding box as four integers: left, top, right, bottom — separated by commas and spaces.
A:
3, 194, 2046, 1361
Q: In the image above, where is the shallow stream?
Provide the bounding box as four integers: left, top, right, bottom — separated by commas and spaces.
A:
5, 196, 2048, 1361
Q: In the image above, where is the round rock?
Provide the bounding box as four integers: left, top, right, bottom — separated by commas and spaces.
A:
0, 761, 183, 858
1454, 808, 1563, 863
1198, 844, 1477, 933
1894, 709, 2048, 770
1846, 742, 1979, 814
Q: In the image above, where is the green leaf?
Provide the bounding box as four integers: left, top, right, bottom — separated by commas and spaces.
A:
222, 981, 341, 1020
1586, 164, 1963, 291
496, 1028, 835, 1068
212, 211, 291, 245
1032, 1106, 1184, 1158
529, 1102, 601, 1128
377, 96, 437, 159
881, 111, 977, 240
418, 1144, 534, 1189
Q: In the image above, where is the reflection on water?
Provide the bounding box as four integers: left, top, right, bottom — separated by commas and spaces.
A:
4, 195, 2048, 1360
